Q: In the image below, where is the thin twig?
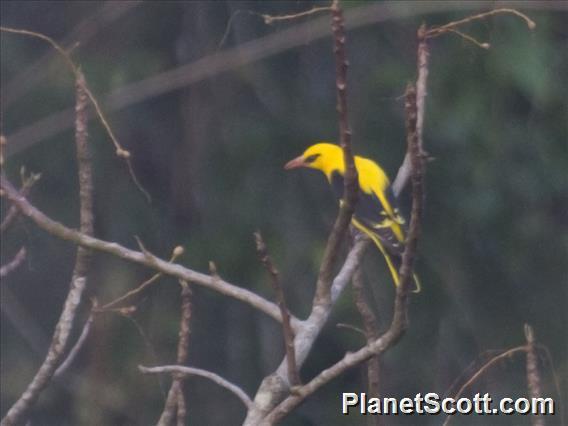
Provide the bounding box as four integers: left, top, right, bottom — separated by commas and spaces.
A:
157, 381, 181, 426
443, 349, 504, 398
175, 281, 192, 366
174, 281, 192, 425
393, 24, 429, 195
261, 6, 331, 25
1, 170, 41, 233
426, 8, 536, 38
0, 247, 27, 279
442, 345, 528, 426
0, 26, 151, 202
443, 28, 490, 49
157, 281, 192, 426
53, 309, 95, 379
254, 232, 300, 386
221, 6, 331, 50
98, 246, 184, 311
525, 324, 545, 426
396, 84, 425, 296
217, 10, 257, 49
0, 175, 299, 329
332, 0, 357, 210
176, 385, 187, 426
1, 70, 94, 426
139, 365, 253, 409
351, 266, 380, 342
123, 313, 166, 398
394, 8, 535, 194
351, 265, 381, 426
0, 28, 125, 157
537, 344, 565, 426
313, 0, 358, 307
336, 323, 366, 336
423, 8, 534, 60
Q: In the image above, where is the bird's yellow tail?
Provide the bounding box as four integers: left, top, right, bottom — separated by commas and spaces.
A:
352, 221, 421, 293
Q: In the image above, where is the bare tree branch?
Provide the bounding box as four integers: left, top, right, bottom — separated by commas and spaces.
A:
0, 247, 27, 279
312, 0, 358, 309
254, 232, 300, 387
157, 281, 192, 426
260, 80, 426, 426
426, 7, 535, 37
0, 170, 40, 233
157, 381, 179, 426
98, 246, 184, 312
139, 365, 253, 410
243, 237, 370, 425
53, 309, 94, 379
442, 345, 528, 426
175, 385, 187, 426
525, 324, 545, 426
0, 176, 299, 329
261, 6, 331, 24
351, 264, 381, 426
393, 24, 429, 195
1, 71, 94, 426
537, 344, 565, 426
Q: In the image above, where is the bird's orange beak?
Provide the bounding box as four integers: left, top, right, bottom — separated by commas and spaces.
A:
284, 155, 306, 170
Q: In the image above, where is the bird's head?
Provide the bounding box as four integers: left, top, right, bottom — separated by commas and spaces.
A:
284, 143, 344, 178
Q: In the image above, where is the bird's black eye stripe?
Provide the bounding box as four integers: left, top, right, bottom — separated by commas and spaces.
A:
305, 153, 320, 163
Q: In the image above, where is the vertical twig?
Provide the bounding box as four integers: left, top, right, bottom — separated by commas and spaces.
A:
175, 280, 192, 423
254, 232, 300, 387
393, 24, 429, 195
331, 0, 357, 207
351, 265, 381, 426
157, 281, 192, 426
157, 382, 181, 426
525, 324, 545, 426
176, 388, 187, 426
397, 84, 424, 297
1, 70, 94, 426
314, 0, 358, 307
74, 71, 95, 244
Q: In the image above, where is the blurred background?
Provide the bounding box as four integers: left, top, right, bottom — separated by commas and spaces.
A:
1, 1, 567, 425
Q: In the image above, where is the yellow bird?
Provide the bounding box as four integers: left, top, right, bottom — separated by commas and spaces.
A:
284, 142, 419, 291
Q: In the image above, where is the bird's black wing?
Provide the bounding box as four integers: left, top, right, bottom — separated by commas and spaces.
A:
330, 171, 406, 256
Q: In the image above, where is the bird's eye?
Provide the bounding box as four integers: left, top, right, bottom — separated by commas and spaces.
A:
305, 154, 320, 163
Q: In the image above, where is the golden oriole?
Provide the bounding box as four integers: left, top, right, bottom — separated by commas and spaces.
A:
284, 142, 420, 291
